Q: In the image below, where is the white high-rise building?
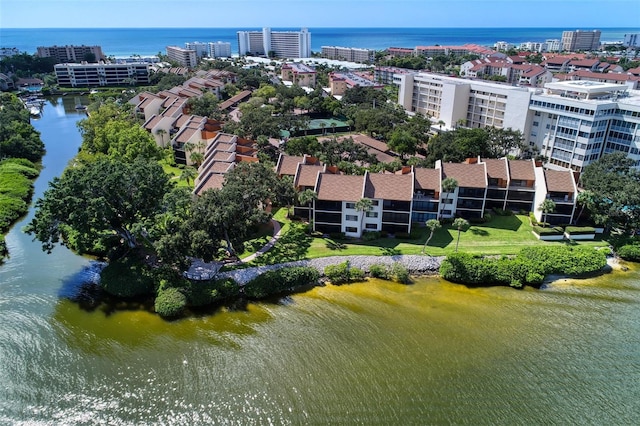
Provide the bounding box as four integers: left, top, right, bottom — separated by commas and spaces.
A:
397, 72, 640, 172
185, 42, 209, 58
208, 42, 231, 58
166, 46, 198, 68
561, 30, 601, 52
237, 28, 311, 58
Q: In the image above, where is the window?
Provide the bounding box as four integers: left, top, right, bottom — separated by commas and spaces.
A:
365, 211, 378, 218
371, 200, 379, 206
346, 215, 358, 221
365, 223, 378, 230
345, 202, 355, 209
345, 227, 358, 233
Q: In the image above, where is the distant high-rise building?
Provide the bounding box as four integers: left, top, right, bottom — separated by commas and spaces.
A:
166, 46, 198, 68
185, 42, 209, 58
208, 42, 231, 58
321, 46, 376, 63
36, 45, 105, 63
561, 30, 601, 51
623, 33, 640, 48
237, 28, 311, 58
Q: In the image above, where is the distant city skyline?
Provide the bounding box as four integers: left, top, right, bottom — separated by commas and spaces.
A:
1, 0, 639, 29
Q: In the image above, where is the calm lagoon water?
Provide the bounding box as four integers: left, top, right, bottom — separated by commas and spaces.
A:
0, 99, 639, 424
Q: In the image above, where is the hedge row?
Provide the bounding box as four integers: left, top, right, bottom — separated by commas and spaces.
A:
440, 246, 608, 288
368, 262, 411, 284
244, 266, 320, 299
0, 159, 40, 233
324, 261, 365, 284
532, 225, 564, 235
617, 245, 640, 262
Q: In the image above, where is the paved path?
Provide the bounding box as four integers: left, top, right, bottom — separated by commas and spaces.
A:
238, 219, 283, 263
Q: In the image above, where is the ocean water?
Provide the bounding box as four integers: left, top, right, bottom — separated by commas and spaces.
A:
1, 27, 638, 57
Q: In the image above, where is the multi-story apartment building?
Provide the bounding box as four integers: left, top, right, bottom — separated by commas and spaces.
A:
185, 42, 209, 58
0, 47, 20, 59
545, 39, 562, 52
329, 72, 383, 96
398, 72, 640, 172
321, 46, 375, 63
36, 45, 105, 63
237, 28, 311, 58
277, 154, 578, 236
166, 46, 198, 68
561, 30, 601, 52
281, 63, 316, 87
374, 66, 414, 86
624, 33, 640, 48
208, 42, 232, 58
54, 63, 151, 87
461, 57, 552, 87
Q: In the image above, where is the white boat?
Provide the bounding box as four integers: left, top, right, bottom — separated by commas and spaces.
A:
29, 106, 41, 116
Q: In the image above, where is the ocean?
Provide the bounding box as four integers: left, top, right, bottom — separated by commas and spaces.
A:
1, 27, 638, 57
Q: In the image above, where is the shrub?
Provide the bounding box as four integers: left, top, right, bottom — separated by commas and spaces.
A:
564, 226, 596, 235
329, 232, 345, 240
492, 208, 512, 216
532, 225, 563, 235
362, 231, 381, 241
187, 277, 239, 307
324, 261, 366, 285
394, 231, 411, 239
616, 245, 640, 262
155, 286, 187, 318
368, 263, 390, 279
390, 262, 411, 284
380, 230, 389, 238
100, 255, 155, 298
483, 213, 492, 223
244, 266, 320, 299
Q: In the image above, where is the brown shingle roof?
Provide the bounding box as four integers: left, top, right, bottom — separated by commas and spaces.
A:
544, 169, 575, 193
483, 158, 508, 181
441, 163, 487, 188
276, 155, 305, 176
194, 173, 226, 196
295, 164, 323, 188
414, 168, 440, 191
364, 173, 413, 201
316, 174, 364, 202
508, 159, 536, 181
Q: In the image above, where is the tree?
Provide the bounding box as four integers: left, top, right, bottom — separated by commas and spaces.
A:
485, 127, 525, 158
538, 199, 556, 228
422, 219, 441, 254
574, 190, 596, 225
276, 175, 297, 218
580, 153, 640, 233
179, 166, 197, 186
155, 128, 168, 147
189, 151, 204, 167
355, 198, 374, 236
388, 129, 418, 161
441, 177, 458, 194
26, 157, 172, 253
452, 217, 469, 253
298, 189, 318, 224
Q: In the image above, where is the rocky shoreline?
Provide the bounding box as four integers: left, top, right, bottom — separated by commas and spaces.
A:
219, 255, 445, 285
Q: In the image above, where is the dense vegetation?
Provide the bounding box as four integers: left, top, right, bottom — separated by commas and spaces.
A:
440, 246, 608, 288
0, 93, 46, 260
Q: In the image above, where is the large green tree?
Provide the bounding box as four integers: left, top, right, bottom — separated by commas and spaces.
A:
580, 153, 640, 233
26, 157, 172, 253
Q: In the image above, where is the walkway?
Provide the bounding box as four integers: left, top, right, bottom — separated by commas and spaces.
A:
238, 218, 283, 263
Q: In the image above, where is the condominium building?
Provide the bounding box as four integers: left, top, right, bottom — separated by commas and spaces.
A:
277, 154, 578, 236
374, 66, 414, 85
185, 42, 209, 58
561, 30, 601, 52
166, 46, 198, 68
36, 45, 105, 63
321, 46, 375, 63
329, 72, 383, 96
0, 47, 20, 59
54, 62, 151, 87
237, 28, 311, 58
397, 72, 640, 172
208, 42, 232, 58
281, 63, 316, 87
624, 33, 640, 48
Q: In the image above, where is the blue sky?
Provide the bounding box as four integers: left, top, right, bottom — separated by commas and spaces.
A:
1, 0, 639, 28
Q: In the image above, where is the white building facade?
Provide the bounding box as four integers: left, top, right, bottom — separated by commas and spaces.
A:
237, 28, 311, 58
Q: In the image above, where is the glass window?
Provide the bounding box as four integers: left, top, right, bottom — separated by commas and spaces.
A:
345, 227, 358, 233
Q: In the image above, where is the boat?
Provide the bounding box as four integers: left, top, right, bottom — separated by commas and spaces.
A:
75, 104, 87, 111
29, 106, 41, 116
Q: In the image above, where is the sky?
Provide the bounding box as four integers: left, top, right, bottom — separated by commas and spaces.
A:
1, 0, 639, 28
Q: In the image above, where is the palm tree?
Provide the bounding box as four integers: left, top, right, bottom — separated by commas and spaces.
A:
452, 217, 469, 253
440, 177, 458, 217
189, 151, 204, 168
575, 190, 595, 225
179, 167, 197, 186
298, 189, 317, 224
355, 198, 374, 237
538, 199, 556, 228
156, 129, 167, 147
437, 120, 445, 130
331, 122, 337, 134
422, 219, 441, 254
320, 121, 327, 136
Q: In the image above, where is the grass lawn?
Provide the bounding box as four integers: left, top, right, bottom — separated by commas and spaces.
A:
257, 212, 609, 262
160, 159, 192, 189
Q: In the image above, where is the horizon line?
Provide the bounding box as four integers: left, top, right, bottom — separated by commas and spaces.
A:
3, 26, 639, 30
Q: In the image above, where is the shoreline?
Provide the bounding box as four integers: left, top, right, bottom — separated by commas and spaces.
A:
219, 254, 445, 285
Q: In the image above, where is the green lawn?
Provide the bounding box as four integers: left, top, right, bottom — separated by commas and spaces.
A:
253, 212, 608, 262
160, 159, 192, 189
